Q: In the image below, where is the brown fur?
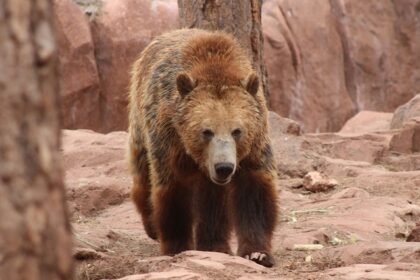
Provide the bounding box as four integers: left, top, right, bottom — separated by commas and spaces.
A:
128, 29, 278, 267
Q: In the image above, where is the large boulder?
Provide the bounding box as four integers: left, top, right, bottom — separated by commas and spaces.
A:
91, 0, 178, 132
263, 0, 420, 132
389, 117, 420, 154
53, 0, 101, 130
391, 94, 420, 129
339, 111, 392, 134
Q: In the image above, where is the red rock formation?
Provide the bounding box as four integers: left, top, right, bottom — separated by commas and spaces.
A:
53, 0, 101, 129
340, 111, 392, 134
54, 0, 178, 132
263, 0, 420, 132
91, 0, 178, 132
263, 0, 356, 133
55, 0, 419, 132
391, 94, 420, 129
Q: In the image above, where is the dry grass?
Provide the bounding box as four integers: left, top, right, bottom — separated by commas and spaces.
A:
76, 255, 148, 280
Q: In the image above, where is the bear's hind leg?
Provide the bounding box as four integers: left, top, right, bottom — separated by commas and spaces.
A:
231, 169, 278, 267
195, 179, 232, 254
152, 184, 194, 255
130, 142, 157, 240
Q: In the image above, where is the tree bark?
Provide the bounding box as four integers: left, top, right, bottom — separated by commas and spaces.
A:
178, 0, 270, 104
0, 0, 73, 279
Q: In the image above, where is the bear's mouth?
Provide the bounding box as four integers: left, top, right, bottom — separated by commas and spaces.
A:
211, 177, 231, 186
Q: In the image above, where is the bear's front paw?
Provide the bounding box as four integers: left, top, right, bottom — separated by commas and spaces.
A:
244, 251, 274, 267
143, 221, 158, 240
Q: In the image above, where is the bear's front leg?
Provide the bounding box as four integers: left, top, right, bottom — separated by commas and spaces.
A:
231, 169, 278, 267
195, 178, 232, 254
132, 174, 157, 240
152, 184, 194, 255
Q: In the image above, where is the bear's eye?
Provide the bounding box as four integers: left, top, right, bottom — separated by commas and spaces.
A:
202, 129, 214, 140
232, 128, 242, 138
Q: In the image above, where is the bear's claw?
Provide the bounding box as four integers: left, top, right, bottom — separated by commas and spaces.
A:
244, 251, 274, 267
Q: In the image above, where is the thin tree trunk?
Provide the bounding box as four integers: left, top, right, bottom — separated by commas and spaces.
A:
178, 0, 270, 104
0, 0, 73, 279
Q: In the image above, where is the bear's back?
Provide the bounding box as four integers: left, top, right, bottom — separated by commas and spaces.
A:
132, 28, 252, 102
133, 29, 207, 101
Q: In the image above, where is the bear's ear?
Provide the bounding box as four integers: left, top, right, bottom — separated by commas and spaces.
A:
176, 73, 196, 97
241, 73, 259, 96
242, 73, 260, 96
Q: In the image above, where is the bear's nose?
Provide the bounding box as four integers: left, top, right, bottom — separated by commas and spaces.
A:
214, 163, 235, 180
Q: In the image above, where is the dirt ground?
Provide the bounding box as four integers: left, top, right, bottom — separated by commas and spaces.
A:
63, 112, 420, 280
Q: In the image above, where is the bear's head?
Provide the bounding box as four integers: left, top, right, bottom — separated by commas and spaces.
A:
174, 72, 264, 185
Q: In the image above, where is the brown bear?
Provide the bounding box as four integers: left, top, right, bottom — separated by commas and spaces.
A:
128, 28, 278, 267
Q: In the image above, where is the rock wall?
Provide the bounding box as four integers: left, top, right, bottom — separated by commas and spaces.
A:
53, 0, 178, 132
53, 0, 101, 130
91, 0, 178, 131
263, 0, 420, 132
54, 0, 420, 132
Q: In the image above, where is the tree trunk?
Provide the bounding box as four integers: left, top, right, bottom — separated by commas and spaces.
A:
178, 0, 270, 104
0, 0, 73, 279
